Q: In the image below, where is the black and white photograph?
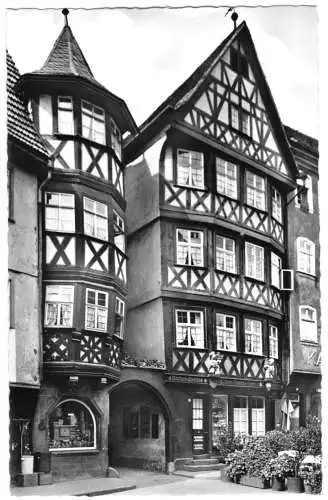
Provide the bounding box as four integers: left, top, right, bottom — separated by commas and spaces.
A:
2, 0, 324, 496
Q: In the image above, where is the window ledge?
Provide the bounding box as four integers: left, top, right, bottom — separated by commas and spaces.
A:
300, 340, 318, 346
175, 264, 207, 271
243, 203, 268, 215
174, 183, 206, 192
296, 270, 317, 280
215, 270, 239, 278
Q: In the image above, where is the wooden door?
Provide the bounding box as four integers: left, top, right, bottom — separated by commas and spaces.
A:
192, 397, 209, 455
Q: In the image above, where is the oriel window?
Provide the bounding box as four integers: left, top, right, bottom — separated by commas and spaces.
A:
82, 100, 105, 145
45, 285, 74, 327
58, 96, 74, 134
271, 252, 282, 288
176, 229, 203, 267
85, 289, 108, 331
216, 313, 236, 351
216, 158, 238, 199
83, 197, 108, 241
269, 325, 278, 359
176, 310, 204, 348
272, 187, 282, 223
246, 171, 266, 210
245, 242, 264, 281
216, 235, 236, 273
177, 149, 204, 188
244, 318, 262, 355
45, 192, 75, 232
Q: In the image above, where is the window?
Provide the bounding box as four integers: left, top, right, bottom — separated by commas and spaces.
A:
57, 96, 74, 134
295, 175, 313, 213
39, 95, 53, 134
251, 398, 265, 437
231, 105, 250, 136
82, 100, 105, 144
300, 306, 317, 343
176, 229, 203, 267
216, 158, 238, 199
271, 252, 282, 288
114, 211, 125, 253
241, 111, 250, 135
216, 313, 236, 351
245, 242, 264, 281
216, 235, 236, 273
45, 192, 75, 232
244, 318, 262, 355
246, 171, 266, 210
272, 188, 282, 223
269, 325, 278, 359
114, 297, 125, 338
110, 119, 122, 160
83, 197, 108, 241
233, 396, 248, 435
45, 285, 74, 327
123, 407, 159, 439
297, 237, 315, 275
230, 47, 249, 79
49, 399, 96, 450
176, 310, 204, 348
177, 149, 204, 188
85, 289, 108, 331
231, 105, 239, 130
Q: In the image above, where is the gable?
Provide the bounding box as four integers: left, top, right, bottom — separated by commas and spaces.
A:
183, 38, 291, 178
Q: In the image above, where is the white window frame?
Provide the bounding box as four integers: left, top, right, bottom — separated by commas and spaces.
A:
85, 288, 108, 332
216, 158, 238, 199
176, 229, 204, 267
110, 118, 122, 160
251, 398, 265, 437
216, 235, 236, 273
245, 242, 264, 281
295, 175, 313, 213
57, 96, 74, 135
114, 297, 125, 338
83, 197, 108, 241
114, 210, 125, 253
45, 192, 75, 232
216, 313, 237, 351
39, 95, 53, 134
45, 285, 74, 327
175, 310, 204, 349
244, 318, 263, 355
272, 187, 282, 223
297, 237, 315, 275
233, 396, 248, 435
246, 171, 266, 211
271, 252, 282, 289
269, 325, 279, 359
300, 306, 317, 343
81, 100, 105, 145
176, 149, 204, 189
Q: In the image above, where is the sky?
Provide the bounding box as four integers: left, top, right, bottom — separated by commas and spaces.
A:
4, 4, 319, 138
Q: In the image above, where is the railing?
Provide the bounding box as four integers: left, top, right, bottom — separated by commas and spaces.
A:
171, 348, 281, 380
43, 330, 122, 370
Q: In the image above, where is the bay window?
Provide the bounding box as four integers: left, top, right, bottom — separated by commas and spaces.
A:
45, 192, 75, 232
244, 318, 262, 355
177, 229, 203, 266
272, 187, 282, 222
85, 289, 108, 331
82, 100, 105, 144
45, 285, 74, 327
216, 158, 238, 199
246, 171, 266, 210
300, 306, 317, 342
297, 237, 315, 275
216, 235, 236, 273
245, 242, 264, 281
177, 149, 204, 188
216, 313, 236, 351
271, 252, 282, 288
176, 310, 204, 348
83, 197, 108, 241
58, 96, 74, 134
269, 325, 279, 359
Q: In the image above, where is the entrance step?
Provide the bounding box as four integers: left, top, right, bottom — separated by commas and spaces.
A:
189, 458, 220, 466
181, 457, 224, 473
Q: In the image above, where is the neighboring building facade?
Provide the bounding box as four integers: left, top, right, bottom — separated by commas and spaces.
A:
7, 51, 50, 478
284, 126, 321, 428
16, 11, 137, 480
122, 20, 306, 466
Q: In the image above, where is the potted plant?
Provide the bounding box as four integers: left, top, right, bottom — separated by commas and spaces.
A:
278, 450, 304, 493
299, 455, 322, 494
262, 455, 290, 491
225, 450, 247, 483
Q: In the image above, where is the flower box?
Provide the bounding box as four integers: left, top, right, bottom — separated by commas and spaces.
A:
239, 475, 270, 489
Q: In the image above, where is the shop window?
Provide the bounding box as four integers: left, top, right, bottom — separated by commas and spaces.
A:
297, 237, 315, 275
176, 228, 203, 267
114, 211, 125, 253
246, 171, 266, 210
110, 118, 122, 160
45, 192, 75, 232
49, 399, 96, 450
272, 187, 282, 223
300, 306, 317, 343
114, 297, 125, 338
123, 407, 159, 439
271, 252, 282, 288
57, 96, 74, 134
83, 197, 108, 241
177, 149, 204, 188
216, 313, 236, 351
216, 235, 236, 273
245, 242, 264, 281
251, 398, 265, 436
176, 309, 204, 348
216, 158, 238, 199
85, 289, 108, 331
233, 396, 248, 435
244, 318, 262, 355
81, 100, 105, 145
45, 285, 74, 327
269, 325, 279, 359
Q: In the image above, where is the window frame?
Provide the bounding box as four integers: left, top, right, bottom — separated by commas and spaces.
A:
83, 197, 108, 241
114, 297, 125, 338
113, 210, 125, 254
215, 313, 237, 352
269, 324, 279, 359
176, 149, 205, 189
251, 397, 265, 437
123, 407, 159, 440
297, 237, 315, 275
175, 309, 205, 349
272, 187, 282, 223
215, 157, 238, 200
81, 99, 106, 145
44, 285, 74, 328
245, 171, 266, 211
244, 318, 263, 355
176, 228, 204, 267
85, 288, 108, 332
245, 242, 265, 281
57, 96, 74, 135
215, 235, 236, 274
271, 252, 282, 289
110, 118, 122, 161
299, 306, 317, 343
45, 192, 75, 233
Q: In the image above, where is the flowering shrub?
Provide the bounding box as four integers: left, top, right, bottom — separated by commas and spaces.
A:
299, 456, 322, 494
225, 450, 247, 480
289, 416, 321, 456
263, 430, 292, 454
225, 436, 275, 479
262, 455, 294, 481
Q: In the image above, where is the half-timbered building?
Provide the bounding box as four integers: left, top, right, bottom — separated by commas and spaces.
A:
16, 10, 137, 480
123, 19, 301, 466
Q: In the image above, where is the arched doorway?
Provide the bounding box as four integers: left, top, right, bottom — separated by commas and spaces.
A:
109, 380, 172, 472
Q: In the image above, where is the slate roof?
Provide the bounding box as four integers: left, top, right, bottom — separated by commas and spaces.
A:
7, 51, 48, 157
284, 125, 318, 157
